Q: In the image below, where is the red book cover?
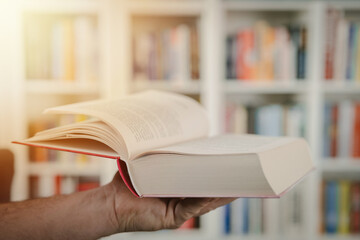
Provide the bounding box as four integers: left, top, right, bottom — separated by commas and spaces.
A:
353, 104, 360, 157
178, 217, 195, 230
330, 104, 338, 157
350, 183, 360, 232
324, 9, 340, 80
54, 175, 62, 195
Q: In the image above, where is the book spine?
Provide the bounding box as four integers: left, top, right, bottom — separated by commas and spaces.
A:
330, 104, 338, 157
353, 104, 360, 157
338, 100, 353, 158
350, 183, 360, 232
325, 181, 338, 233
230, 199, 244, 235
223, 204, 232, 234
346, 23, 356, 80
338, 180, 351, 233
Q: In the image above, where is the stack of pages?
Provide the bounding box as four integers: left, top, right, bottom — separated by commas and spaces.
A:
14, 90, 314, 198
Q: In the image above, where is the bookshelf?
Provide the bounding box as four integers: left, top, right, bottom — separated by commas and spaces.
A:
1, 0, 359, 239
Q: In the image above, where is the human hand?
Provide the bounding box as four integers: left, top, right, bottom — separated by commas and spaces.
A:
103, 173, 236, 233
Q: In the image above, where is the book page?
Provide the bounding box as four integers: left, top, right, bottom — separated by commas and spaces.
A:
147, 134, 297, 156
45, 90, 209, 160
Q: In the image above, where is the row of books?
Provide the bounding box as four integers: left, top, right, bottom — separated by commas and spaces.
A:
323, 101, 360, 158
24, 14, 98, 82
225, 102, 305, 137
223, 183, 305, 235
321, 180, 360, 234
325, 9, 360, 81
133, 24, 200, 81
226, 22, 306, 81
28, 115, 93, 163
29, 175, 100, 198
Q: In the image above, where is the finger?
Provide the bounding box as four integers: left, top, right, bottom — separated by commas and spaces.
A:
174, 198, 215, 224
197, 197, 237, 216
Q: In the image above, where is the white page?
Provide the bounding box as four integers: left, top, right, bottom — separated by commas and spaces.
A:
149, 134, 297, 156
45, 90, 209, 160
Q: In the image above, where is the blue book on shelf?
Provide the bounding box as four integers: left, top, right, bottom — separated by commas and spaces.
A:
224, 204, 231, 235
242, 198, 249, 234
346, 22, 356, 80
325, 181, 338, 233
255, 105, 283, 136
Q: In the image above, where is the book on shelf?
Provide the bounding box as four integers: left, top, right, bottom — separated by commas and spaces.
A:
323, 101, 360, 158
325, 8, 360, 82
225, 102, 305, 138
29, 175, 100, 198
224, 101, 306, 235
321, 180, 360, 234
225, 21, 307, 81
14, 90, 313, 198
133, 23, 200, 82
24, 14, 98, 83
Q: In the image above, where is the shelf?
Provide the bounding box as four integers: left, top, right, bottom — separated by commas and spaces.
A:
26, 80, 99, 95
326, 1, 360, 10
321, 159, 360, 173
28, 162, 102, 176
323, 82, 360, 95
21, 0, 100, 14
128, 0, 203, 16
224, 81, 307, 94
223, 0, 310, 11
132, 80, 201, 95
320, 234, 360, 240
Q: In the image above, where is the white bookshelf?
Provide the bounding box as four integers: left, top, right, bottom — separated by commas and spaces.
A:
2, 0, 359, 240
26, 80, 99, 95
224, 81, 307, 94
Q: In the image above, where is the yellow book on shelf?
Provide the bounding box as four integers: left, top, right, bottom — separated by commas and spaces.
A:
63, 19, 75, 81
356, 32, 360, 82
338, 180, 350, 234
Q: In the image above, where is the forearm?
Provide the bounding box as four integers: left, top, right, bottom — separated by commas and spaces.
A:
0, 185, 117, 240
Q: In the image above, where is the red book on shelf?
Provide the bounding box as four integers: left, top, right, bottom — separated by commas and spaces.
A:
77, 182, 100, 192
353, 104, 360, 158
330, 105, 338, 157
324, 9, 340, 80
237, 29, 255, 80
350, 183, 360, 233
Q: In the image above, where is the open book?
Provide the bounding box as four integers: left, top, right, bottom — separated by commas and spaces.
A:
14, 90, 314, 198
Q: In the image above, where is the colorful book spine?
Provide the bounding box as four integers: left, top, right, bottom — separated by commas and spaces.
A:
322, 181, 360, 234
133, 23, 199, 82
226, 21, 306, 81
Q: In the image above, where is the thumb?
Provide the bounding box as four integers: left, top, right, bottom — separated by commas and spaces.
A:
173, 198, 217, 226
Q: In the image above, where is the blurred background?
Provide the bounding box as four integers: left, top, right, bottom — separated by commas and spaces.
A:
0, 0, 360, 239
